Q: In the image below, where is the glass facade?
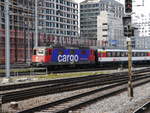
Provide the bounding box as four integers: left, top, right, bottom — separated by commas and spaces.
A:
39, 0, 78, 38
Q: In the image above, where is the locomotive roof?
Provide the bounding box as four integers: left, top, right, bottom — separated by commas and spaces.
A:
33, 46, 89, 49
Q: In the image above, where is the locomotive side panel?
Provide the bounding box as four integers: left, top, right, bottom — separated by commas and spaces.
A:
50, 48, 92, 65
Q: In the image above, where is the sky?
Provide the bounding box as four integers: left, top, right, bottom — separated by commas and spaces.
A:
75, 0, 150, 14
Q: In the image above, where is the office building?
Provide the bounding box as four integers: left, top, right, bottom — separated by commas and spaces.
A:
80, 0, 124, 48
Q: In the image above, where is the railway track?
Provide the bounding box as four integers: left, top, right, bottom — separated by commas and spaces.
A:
1, 68, 150, 104
133, 101, 150, 113
1, 72, 128, 103
17, 76, 150, 113
1, 67, 150, 91
0, 66, 117, 77
1, 71, 126, 91
0, 64, 149, 77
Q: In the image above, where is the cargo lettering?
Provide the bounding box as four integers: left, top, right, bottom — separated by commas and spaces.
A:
58, 55, 79, 62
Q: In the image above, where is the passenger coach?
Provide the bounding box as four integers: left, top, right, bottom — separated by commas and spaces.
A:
97, 49, 150, 63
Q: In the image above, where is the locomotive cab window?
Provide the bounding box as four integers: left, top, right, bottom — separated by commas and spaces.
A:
33, 50, 36, 55
37, 49, 45, 55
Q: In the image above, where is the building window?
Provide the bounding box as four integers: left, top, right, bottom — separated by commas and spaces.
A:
102, 29, 107, 31
103, 23, 107, 25
103, 35, 107, 37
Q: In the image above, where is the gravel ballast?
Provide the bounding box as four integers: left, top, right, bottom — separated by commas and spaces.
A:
2, 82, 150, 113
77, 82, 150, 113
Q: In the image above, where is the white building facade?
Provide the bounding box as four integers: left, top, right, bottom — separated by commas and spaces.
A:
80, 0, 124, 48
38, 0, 79, 44
97, 11, 124, 48
132, 13, 150, 49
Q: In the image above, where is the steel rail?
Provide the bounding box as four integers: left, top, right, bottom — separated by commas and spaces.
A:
17, 76, 150, 113
132, 101, 150, 113
1, 67, 150, 91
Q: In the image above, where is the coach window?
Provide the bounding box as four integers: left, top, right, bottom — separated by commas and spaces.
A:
145, 52, 147, 56
106, 52, 111, 57
125, 52, 127, 57
121, 52, 124, 57
137, 52, 139, 56
136, 52, 139, 56
139, 52, 141, 56
110, 52, 112, 57
134, 52, 137, 56
136, 52, 138, 56
123, 52, 126, 57
120, 52, 122, 57
142, 52, 144, 56
112, 52, 116, 57
143, 52, 145, 56
132, 52, 133, 57
132, 52, 135, 57
135, 52, 138, 56
138, 52, 141, 56
116, 52, 120, 57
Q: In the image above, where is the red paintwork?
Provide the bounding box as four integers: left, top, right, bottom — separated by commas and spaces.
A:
32, 48, 52, 63
88, 49, 95, 61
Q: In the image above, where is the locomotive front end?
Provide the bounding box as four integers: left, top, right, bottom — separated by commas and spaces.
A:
31, 47, 52, 66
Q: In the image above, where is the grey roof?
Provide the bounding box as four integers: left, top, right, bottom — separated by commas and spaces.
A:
81, 0, 100, 4
81, 0, 123, 6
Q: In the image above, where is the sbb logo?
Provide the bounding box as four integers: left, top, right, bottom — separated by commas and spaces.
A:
58, 55, 79, 62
